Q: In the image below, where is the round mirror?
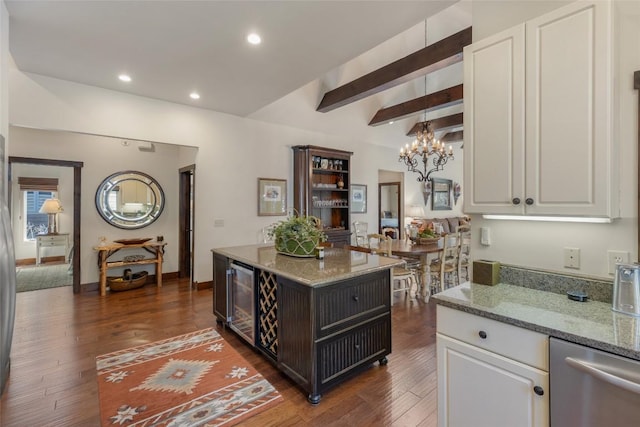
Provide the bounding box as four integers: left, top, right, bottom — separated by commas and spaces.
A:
95, 171, 165, 229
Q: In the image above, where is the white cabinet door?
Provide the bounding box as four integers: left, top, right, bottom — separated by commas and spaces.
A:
437, 333, 549, 427
525, 0, 614, 216
464, 24, 525, 214
464, 0, 615, 217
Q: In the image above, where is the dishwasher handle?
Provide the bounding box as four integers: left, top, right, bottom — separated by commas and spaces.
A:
565, 356, 640, 395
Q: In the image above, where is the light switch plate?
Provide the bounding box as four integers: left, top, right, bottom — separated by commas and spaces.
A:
480, 227, 491, 246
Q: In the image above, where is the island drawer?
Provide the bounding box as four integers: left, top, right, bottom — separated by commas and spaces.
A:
316, 314, 391, 388
437, 305, 548, 370
315, 270, 389, 338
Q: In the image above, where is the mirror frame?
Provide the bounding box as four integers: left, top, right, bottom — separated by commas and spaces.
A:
95, 170, 165, 229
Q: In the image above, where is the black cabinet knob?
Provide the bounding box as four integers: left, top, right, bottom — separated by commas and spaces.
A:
352, 295, 359, 302
512, 198, 521, 205
534, 386, 544, 396
478, 330, 487, 339
354, 344, 360, 350
526, 198, 534, 205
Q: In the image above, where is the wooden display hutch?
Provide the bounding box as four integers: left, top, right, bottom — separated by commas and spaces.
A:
292, 145, 353, 246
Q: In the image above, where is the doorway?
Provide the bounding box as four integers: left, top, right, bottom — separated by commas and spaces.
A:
8, 156, 83, 293
178, 164, 195, 287
378, 181, 401, 238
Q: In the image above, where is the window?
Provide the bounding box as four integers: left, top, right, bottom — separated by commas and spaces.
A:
24, 190, 55, 240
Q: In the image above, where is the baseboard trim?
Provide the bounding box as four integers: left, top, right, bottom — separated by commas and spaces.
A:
194, 280, 212, 291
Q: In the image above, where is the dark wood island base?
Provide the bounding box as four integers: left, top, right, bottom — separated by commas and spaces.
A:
212, 245, 400, 403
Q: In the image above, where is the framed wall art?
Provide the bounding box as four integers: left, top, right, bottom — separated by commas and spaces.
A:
258, 178, 287, 216
431, 177, 452, 211
351, 184, 367, 213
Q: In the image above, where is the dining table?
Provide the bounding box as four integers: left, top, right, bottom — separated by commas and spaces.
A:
385, 238, 444, 301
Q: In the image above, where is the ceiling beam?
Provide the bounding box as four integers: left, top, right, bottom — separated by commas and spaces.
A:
441, 131, 464, 143
368, 84, 463, 126
407, 113, 463, 136
316, 27, 472, 113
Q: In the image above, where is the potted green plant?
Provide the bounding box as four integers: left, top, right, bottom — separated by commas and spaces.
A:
268, 214, 327, 257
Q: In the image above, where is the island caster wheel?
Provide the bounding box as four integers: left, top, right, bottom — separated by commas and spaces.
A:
308, 393, 321, 405
379, 357, 388, 365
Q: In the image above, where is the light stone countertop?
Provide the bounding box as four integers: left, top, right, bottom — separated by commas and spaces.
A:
212, 244, 403, 287
433, 282, 640, 361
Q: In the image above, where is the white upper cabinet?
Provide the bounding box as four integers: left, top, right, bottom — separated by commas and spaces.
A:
464, 0, 617, 217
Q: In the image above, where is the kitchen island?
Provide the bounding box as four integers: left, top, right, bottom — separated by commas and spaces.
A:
211, 244, 403, 404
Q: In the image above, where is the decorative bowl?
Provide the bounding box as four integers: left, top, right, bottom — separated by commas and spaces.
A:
114, 237, 153, 245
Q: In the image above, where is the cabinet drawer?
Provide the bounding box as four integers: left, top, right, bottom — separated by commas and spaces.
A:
317, 314, 390, 386
39, 236, 67, 244
437, 305, 548, 370
315, 270, 389, 338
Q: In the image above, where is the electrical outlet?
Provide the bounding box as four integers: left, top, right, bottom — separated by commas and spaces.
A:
608, 250, 630, 275
564, 247, 580, 269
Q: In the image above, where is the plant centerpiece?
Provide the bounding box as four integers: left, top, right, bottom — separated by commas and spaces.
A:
268, 214, 327, 257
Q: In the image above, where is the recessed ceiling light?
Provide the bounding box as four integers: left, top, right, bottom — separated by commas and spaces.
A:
189, 92, 200, 100
118, 74, 131, 82
388, 121, 394, 125
247, 33, 261, 45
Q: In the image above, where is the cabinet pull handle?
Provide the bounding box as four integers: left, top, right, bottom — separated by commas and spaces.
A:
352, 295, 359, 302
533, 386, 544, 396
565, 357, 640, 395
512, 198, 521, 205
525, 198, 534, 205
478, 330, 487, 339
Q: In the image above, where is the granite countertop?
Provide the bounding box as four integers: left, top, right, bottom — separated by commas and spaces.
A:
212, 244, 403, 287
433, 282, 640, 361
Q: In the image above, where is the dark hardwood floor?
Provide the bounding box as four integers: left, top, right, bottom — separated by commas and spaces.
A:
0, 279, 438, 426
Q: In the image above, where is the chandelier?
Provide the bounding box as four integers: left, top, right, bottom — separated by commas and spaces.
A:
399, 121, 454, 182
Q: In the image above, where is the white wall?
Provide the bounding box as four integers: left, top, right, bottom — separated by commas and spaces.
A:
9, 70, 423, 285
8, 127, 196, 283
468, 0, 640, 279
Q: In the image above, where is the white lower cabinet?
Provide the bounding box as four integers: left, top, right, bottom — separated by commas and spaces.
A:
437, 306, 549, 427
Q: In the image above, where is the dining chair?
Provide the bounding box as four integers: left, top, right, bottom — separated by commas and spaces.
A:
353, 221, 369, 247
261, 224, 276, 243
367, 233, 419, 303
457, 226, 471, 284
428, 233, 459, 296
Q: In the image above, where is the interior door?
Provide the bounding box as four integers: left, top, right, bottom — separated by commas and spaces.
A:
179, 165, 195, 287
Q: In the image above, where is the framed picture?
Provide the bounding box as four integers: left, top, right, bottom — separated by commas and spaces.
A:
431, 177, 452, 210
258, 178, 287, 216
351, 184, 367, 213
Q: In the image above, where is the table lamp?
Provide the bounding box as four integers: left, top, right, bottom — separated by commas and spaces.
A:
39, 198, 63, 234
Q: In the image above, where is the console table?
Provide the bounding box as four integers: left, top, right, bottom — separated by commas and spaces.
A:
93, 241, 167, 296
36, 233, 70, 265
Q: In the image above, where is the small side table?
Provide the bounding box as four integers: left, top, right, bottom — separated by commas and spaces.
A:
93, 241, 167, 296
36, 233, 70, 265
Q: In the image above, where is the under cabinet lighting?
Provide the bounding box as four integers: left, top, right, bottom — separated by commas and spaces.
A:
482, 214, 612, 224
118, 74, 132, 82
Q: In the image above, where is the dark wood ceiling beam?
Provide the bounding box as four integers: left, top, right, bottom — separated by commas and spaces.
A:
441, 131, 464, 143
407, 113, 463, 136
317, 27, 472, 113
368, 84, 463, 126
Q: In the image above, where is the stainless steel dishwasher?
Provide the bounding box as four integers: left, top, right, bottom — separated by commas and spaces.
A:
550, 337, 640, 426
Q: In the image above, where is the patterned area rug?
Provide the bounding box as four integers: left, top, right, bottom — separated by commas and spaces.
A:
96, 328, 282, 426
